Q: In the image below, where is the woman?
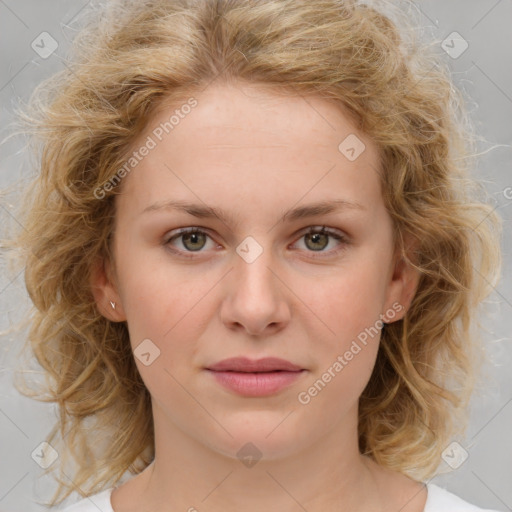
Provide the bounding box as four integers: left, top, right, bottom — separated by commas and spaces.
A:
10, 0, 503, 510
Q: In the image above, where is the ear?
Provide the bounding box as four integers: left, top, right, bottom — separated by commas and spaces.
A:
89, 255, 127, 322
382, 233, 420, 323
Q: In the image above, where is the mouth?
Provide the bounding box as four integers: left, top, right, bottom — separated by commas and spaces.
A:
205, 357, 306, 396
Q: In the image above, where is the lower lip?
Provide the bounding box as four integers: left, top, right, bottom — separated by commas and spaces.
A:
206, 370, 305, 397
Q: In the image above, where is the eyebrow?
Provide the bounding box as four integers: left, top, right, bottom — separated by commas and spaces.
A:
141, 198, 366, 226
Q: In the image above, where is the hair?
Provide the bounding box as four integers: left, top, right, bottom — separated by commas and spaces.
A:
2, 0, 502, 507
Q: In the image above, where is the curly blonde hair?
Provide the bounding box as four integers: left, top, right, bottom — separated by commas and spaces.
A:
3, 0, 501, 507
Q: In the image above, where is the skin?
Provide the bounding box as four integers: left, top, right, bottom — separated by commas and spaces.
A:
91, 81, 425, 512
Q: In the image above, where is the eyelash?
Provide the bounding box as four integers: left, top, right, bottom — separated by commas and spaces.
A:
163, 226, 350, 260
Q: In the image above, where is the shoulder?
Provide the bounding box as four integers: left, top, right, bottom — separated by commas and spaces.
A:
56, 488, 115, 511
424, 483, 504, 512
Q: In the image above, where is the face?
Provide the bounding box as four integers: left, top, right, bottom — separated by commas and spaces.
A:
93, 82, 418, 461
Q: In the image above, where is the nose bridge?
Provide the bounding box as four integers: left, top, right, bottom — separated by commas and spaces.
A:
221, 233, 289, 335
233, 234, 277, 297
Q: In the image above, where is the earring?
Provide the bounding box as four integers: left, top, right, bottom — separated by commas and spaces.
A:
110, 301, 116, 310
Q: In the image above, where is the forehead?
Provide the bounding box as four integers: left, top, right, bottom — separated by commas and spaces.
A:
117, 82, 383, 219
154, 82, 362, 147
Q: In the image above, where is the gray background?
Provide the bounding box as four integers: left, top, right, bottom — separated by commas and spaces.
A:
0, 1, 511, 511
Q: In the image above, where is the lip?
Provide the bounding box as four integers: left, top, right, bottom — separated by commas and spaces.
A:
207, 370, 305, 397
205, 357, 306, 397
206, 357, 303, 372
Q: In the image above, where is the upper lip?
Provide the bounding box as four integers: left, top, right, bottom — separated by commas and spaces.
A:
206, 357, 304, 372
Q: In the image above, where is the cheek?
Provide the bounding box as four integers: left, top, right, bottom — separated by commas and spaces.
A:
306, 254, 389, 341
296, 271, 384, 412
296, 252, 389, 395
118, 273, 204, 402
115, 235, 194, 332
116, 255, 215, 368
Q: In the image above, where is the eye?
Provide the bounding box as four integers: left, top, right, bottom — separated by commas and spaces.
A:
164, 227, 217, 256
292, 226, 349, 258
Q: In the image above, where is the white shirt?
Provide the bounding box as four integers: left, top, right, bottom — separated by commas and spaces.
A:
57, 483, 504, 511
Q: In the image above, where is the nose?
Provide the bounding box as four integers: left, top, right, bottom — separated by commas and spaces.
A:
219, 242, 291, 337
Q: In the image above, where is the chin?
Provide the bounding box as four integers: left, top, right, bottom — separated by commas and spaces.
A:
202, 411, 315, 463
